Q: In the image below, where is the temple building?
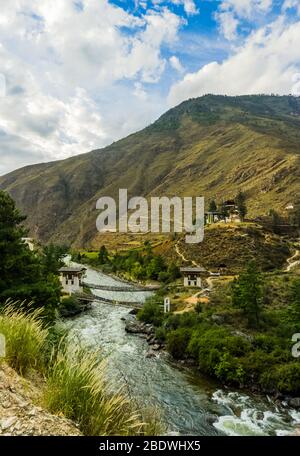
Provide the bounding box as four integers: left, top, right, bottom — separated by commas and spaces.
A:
180, 266, 207, 288
59, 266, 86, 295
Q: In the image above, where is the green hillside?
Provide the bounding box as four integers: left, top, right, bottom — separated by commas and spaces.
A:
1, 94, 299, 247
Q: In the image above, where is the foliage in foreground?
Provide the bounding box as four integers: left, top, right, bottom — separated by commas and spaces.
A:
0, 303, 48, 374
44, 350, 144, 436
0, 305, 163, 436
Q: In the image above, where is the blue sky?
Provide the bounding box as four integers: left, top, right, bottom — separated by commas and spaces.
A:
0, 0, 300, 174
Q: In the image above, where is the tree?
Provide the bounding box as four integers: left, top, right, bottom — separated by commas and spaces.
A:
220, 202, 229, 219
0, 191, 61, 322
236, 191, 247, 221
167, 263, 181, 281
208, 200, 217, 212
231, 261, 263, 327
137, 297, 163, 326
42, 243, 68, 275
146, 255, 166, 280
98, 245, 108, 264
289, 278, 300, 321
269, 209, 281, 234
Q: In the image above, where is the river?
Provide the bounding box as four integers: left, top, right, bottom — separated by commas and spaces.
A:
61, 261, 300, 436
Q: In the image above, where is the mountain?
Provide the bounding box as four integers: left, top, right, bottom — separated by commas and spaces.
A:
1, 94, 300, 247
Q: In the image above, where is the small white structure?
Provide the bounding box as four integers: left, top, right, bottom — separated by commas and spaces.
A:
22, 237, 35, 251
180, 267, 206, 288
164, 297, 171, 313
59, 266, 86, 295
285, 203, 294, 211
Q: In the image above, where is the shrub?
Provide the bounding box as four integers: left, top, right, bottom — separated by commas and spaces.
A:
0, 302, 48, 374
155, 326, 166, 344
260, 363, 300, 395
166, 328, 192, 359
59, 296, 82, 317
214, 353, 246, 384
188, 327, 251, 380
137, 297, 163, 326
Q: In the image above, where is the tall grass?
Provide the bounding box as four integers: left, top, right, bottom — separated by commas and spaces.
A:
44, 348, 144, 435
0, 302, 48, 374
0, 303, 163, 435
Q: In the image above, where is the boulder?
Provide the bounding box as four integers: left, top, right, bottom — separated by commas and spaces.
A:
289, 398, 300, 408
124, 319, 144, 334
146, 350, 157, 359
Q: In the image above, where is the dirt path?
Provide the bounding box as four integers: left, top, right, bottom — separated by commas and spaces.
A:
175, 240, 200, 267
286, 241, 300, 272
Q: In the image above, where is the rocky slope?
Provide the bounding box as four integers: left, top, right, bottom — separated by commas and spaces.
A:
0, 94, 300, 247
0, 363, 81, 436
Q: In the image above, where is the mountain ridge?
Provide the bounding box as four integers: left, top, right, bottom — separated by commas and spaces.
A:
1, 94, 300, 247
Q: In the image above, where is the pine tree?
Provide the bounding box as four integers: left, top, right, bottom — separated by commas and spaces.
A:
98, 245, 108, 264
231, 261, 263, 327
208, 200, 217, 212
236, 191, 247, 221
0, 191, 61, 322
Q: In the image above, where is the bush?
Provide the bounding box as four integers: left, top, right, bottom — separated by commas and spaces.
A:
188, 327, 251, 382
155, 326, 166, 344
165, 312, 201, 332
0, 302, 48, 374
260, 362, 300, 395
166, 328, 192, 359
137, 298, 163, 326
59, 296, 82, 317
214, 353, 246, 384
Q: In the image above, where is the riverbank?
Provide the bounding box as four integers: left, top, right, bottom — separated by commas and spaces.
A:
134, 267, 300, 401
0, 363, 82, 436
58, 260, 300, 436
0, 305, 162, 436
75, 254, 161, 289
124, 311, 300, 407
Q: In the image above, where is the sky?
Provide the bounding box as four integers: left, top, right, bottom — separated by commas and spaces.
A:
0, 0, 300, 175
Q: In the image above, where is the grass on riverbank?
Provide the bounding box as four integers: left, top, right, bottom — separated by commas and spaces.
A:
0, 303, 48, 374
44, 349, 144, 436
0, 303, 163, 436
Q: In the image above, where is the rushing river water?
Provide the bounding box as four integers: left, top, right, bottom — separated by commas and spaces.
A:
61, 261, 300, 436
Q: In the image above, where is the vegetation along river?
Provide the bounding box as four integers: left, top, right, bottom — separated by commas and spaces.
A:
61, 261, 300, 436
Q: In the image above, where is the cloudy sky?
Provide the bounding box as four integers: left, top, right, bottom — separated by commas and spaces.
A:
0, 0, 300, 175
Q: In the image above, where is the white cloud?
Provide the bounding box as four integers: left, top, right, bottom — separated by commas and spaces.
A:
220, 0, 273, 18
133, 82, 148, 100
216, 0, 274, 40
174, 0, 198, 15
0, 0, 182, 174
215, 11, 239, 40
168, 16, 300, 105
283, 0, 300, 15
169, 55, 185, 72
